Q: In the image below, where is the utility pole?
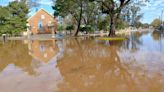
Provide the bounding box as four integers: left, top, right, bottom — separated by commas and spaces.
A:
161, 10, 163, 25
159, 10, 163, 52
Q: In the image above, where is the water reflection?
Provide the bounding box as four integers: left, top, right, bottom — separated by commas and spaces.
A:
27, 40, 58, 63
152, 31, 164, 52
56, 37, 164, 92
0, 41, 35, 75
152, 31, 161, 41
0, 40, 63, 92
121, 32, 143, 52
0, 32, 163, 92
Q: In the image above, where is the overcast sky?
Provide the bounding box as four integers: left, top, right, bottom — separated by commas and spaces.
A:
0, 0, 164, 24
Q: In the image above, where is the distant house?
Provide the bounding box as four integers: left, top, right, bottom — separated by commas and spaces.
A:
27, 9, 57, 35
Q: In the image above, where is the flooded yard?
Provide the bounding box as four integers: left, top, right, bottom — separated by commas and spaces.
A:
0, 32, 164, 92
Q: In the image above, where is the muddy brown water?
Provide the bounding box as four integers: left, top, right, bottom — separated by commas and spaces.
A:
0, 32, 164, 92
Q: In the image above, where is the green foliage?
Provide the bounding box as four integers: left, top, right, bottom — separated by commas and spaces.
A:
97, 16, 110, 31
53, 0, 79, 17
115, 19, 128, 30
53, 0, 99, 36
80, 25, 94, 33
142, 23, 149, 28
57, 24, 64, 32
129, 3, 143, 26
66, 25, 74, 31
90, 0, 132, 15
0, 1, 29, 36
82, 1, 99, 26
0, 7, 9, 24
135, 22, 142, 28
98, 37, 127, 41
52, 0, 149, 36
65, 25, 74, 34
151, 19, 161, 28
53, 0, 85, 36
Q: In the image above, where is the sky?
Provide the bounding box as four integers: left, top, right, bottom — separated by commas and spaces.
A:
0, 0, 164, 24
140, 0, 164, 23
0, 0, 54, 16
28, 0, 54, 16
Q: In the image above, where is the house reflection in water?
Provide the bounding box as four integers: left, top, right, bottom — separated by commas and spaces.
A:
0, 40, 63, 92
27, 40, 58, 63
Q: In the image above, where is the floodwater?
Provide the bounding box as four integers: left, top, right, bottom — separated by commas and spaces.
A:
0, 31, 164, 92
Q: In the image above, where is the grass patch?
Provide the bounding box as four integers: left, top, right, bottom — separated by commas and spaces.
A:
98, 37, 127, 41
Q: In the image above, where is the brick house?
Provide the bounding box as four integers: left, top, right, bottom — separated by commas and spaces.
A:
27, 9, 57, 35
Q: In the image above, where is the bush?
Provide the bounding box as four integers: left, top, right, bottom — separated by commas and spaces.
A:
57, 25, 64, 31
80, 25, 94, 33
66, 25, 74, 31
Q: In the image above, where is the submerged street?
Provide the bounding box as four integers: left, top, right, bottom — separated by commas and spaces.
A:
0, 31, 163, 92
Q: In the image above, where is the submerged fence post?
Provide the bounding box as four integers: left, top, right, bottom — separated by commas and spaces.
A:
2, 34, 7, 42
26, 23, 31, 39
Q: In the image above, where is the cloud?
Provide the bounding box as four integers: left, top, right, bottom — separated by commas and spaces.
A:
38, 0, 53, 6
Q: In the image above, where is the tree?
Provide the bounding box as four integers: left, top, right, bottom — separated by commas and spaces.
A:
80, 25, 94, 34
82, 1, 99, 27
0, 6, 10, 35
26, 0, 41, 12
53, 0, 148, 36
0, 6, 9, 25
130, 6, 142, 26
57, 24, 64, 32
128, 0, 147, 27
142, 23, 149, 28
115, 18, 128, 30
135, 22, 143, 28
53, 0, 99, 36
97, 16, 110, 31
66, 25, 74, 34
121, 5, 143, 28
90, 0, 132, 36
90, 0, 149, 36
8, 1, 29, 35
0, 0, 29, 36
151, 18, 161, 29
52, 0, 85, 36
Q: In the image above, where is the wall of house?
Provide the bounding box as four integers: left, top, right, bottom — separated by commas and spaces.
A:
27, 9, 57, 35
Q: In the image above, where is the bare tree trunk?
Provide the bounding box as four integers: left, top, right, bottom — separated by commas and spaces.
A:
74, 2, 83, 36
108, 16, 116, 37
74, 17, 81, 36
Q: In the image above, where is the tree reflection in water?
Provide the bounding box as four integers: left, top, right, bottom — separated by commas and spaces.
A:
56, 37, 164, 92
0, 40, 35, 75
0, 33, 163, 92
152, 31, 161, 41
122, 32, 143, 51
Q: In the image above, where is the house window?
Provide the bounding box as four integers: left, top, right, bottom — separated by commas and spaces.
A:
41, 15, 45, 20
38, 20, 44, 31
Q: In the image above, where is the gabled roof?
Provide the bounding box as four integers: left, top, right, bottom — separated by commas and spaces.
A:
27, 9, 54, 22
